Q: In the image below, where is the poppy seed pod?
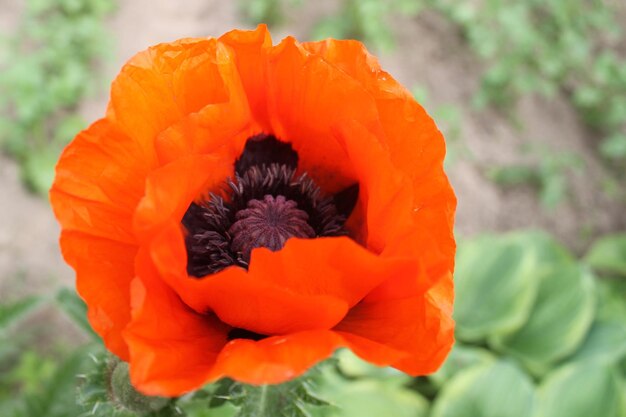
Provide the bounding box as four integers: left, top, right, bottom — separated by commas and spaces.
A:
50, 25, 456, 397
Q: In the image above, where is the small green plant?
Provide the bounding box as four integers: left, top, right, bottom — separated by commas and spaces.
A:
486, 144, 584, 208
425, 0, 626, 169
311, 0, 421, 51
412, 85, 469, 168
0, 0, 115, 194
238, 0, 303, 27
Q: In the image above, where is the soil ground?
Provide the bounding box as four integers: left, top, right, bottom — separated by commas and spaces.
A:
1, 0, 624, 302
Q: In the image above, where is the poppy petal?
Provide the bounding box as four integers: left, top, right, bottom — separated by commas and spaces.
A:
334, 275, 454, 375
264, 37, 382, 194
60, 231, 136, 360
50, 119, 153, 244
132, 154, 232, 240
153, 42, 257, 165
302, 38, 447, 184
209, 330, 344, 384
218, 24, 273, 130
149, 221, 349, 335
124, 248, 230, 397
249, 237, 416, 308
107, 38, 234, 154
332, 120, 414, 252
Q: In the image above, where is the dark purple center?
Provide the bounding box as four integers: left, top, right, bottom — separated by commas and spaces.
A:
182, 134, 359, 277
229, 195, 315, 262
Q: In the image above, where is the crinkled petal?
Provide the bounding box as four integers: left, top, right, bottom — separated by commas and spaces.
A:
133, 154, 232, 240
249, 237, 416, 308
153, 41, 258, 165
334, 275, 455, 375
124, 249, 230, 397
149, 221, 349, 334
264, 37, 383, 193
60, 231, 136, 360
51, 119, 153, 244
107, 38, 235, 155
219, 24, 273, 130
209, 330, 344, 384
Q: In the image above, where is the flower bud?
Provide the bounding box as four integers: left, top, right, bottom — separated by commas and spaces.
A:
109, 360, 170, 414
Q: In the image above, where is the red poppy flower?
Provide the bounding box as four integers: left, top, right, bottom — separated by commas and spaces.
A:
50, 25, 456, 397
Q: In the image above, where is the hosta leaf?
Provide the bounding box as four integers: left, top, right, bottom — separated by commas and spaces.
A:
429, 344, 496, 387
312, 368, 428, 417
569, 320, 626, 365
534, 361, 625, 417
490, 264, 595, 375
455, 231, 568, 341
335, 349, 409, 383
585, 234, 626, 276
430, 360, 536, 417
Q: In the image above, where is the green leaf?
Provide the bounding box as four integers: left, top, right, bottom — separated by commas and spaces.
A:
455, 232, 553, 341
0, 296, 41, 331
335, 349, 409, 383
223, 370, 330, 417
55, 287, 99, 340
21, 147, 59, 195
486, 165, 538, 187
430, 360, 536, 417
490, 264, 596, 375
585, 234, 626, 277
534, 361, 625, 417
17, 346, 95, 417
313, 368, 428, 417
600, 133, 626, 160
569, 320, 626, 365
594, 279, 626, 322
429, 344, 496, 388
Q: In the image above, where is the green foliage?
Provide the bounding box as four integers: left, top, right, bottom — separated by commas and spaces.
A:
0, 0, 114, 194
585, 234, 626, 277
412, 86, 468, 168
211, 372, 329, 417
0, 296, 41, 331
490, 264, 595, 376
487, 146, 584, 208
312, 361, 429, 417
311, 0, 421, 51
454, 232, 546, 341
534, 361, 625, 417
430, 360, 536, 417
427, 0, 626, 167
238, 0, 302, 27
430, 230, 626, 416
56, 287, 100, 341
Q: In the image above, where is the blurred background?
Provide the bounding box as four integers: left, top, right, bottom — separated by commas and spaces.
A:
0, 0, 624, 416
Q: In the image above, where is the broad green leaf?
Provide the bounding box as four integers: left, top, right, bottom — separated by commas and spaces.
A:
313, 368, 428, 417
585, 234, 626, 276
335, 349, 409, 383
430, 360, 535, 417
429, 344, 496, 387
595, 279, 626, 322
490, 264, 595, 375
55, 287, 99, 340
0, 296, 41, 331
534, 361, 625, 417
455, 232, 567, 341
569, 320, 626, 365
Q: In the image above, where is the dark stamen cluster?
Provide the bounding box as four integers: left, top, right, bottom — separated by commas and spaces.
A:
182, 134, 358, 278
